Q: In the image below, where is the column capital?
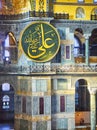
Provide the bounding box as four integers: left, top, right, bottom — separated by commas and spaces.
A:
88, 87, 97, 95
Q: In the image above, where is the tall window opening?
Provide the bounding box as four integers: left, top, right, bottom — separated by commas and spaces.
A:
89, 28, 97, 56
51, 46, 61, 63
75, 79, 90, 126
3, 32, 17, 64
76, 7, 85, 18
39, 97, 44, 114
73, 28, 85, 58
60, 96, 65, 112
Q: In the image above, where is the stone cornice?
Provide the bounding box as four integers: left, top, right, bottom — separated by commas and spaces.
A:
53, 2, 97, 6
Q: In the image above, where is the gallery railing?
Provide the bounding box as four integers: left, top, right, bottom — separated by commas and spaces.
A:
0, 64, 97, 74
91, 14, 97, 20
0, 11, 69, 20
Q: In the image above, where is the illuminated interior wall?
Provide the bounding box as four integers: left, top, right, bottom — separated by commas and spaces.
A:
0, 0, 95, 18
53, 5, 94, 20
36, 0, 47, 12
56, 0, 93, 3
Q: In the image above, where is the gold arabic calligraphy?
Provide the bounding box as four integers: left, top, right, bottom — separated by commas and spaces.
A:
25, 24, 55, 59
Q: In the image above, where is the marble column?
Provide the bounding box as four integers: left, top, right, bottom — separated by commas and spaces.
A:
85, 36, 89, 65
89, 89, 96, 130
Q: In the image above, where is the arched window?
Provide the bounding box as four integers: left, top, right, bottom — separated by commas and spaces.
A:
91, 8, 97, 20
76, 7, 85, 18
2, 95, 10, 109
2, 83, 10, 109
75, 79, 90, 126
75, 79, 90, 111
73, 28, 85, 57
3, 32, 17, 64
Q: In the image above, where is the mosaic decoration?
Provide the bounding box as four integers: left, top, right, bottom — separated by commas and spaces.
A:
39, 0, 44, 12
30, 0, 35, 10
5, 0, 13, 9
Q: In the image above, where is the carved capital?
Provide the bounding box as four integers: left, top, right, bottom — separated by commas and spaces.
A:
88, 87, 97, 95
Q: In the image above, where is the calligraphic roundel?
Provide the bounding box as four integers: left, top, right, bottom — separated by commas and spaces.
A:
20, 22, 60, 62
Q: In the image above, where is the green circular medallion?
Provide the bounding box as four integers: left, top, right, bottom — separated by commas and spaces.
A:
20, 22, 60, 62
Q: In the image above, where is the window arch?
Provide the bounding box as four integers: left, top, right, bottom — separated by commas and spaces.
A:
91, 8, 97, 20
76, 7, 85, 18
75, 79, 90, 111
3, 32, 18, 64
73, 28, 85, 57
91, 8, 97, 15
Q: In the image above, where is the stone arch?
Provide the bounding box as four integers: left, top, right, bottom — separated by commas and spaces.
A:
91, 7, 97, 15
73, 77, 89, 86
5, 31, 17, 45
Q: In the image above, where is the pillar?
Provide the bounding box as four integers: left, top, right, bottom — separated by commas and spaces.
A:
85, 36, 89, 65
89, 89, 96, 130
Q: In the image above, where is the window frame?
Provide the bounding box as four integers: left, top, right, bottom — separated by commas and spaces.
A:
60, 96, 65, 112
39, 97, 44, 114
65, 45, 71, 60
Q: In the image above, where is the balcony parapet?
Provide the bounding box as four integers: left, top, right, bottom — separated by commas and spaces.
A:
0, 64, 97, 75
0, 11, 69, 21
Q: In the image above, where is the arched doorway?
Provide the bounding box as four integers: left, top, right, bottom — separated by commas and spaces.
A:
75, 79, 90, 126
0, 83, 14, 123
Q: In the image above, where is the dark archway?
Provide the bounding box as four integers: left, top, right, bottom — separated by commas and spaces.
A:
89, 28, 97, 56
73, 28, 85, 58
75, 79, 90, 126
